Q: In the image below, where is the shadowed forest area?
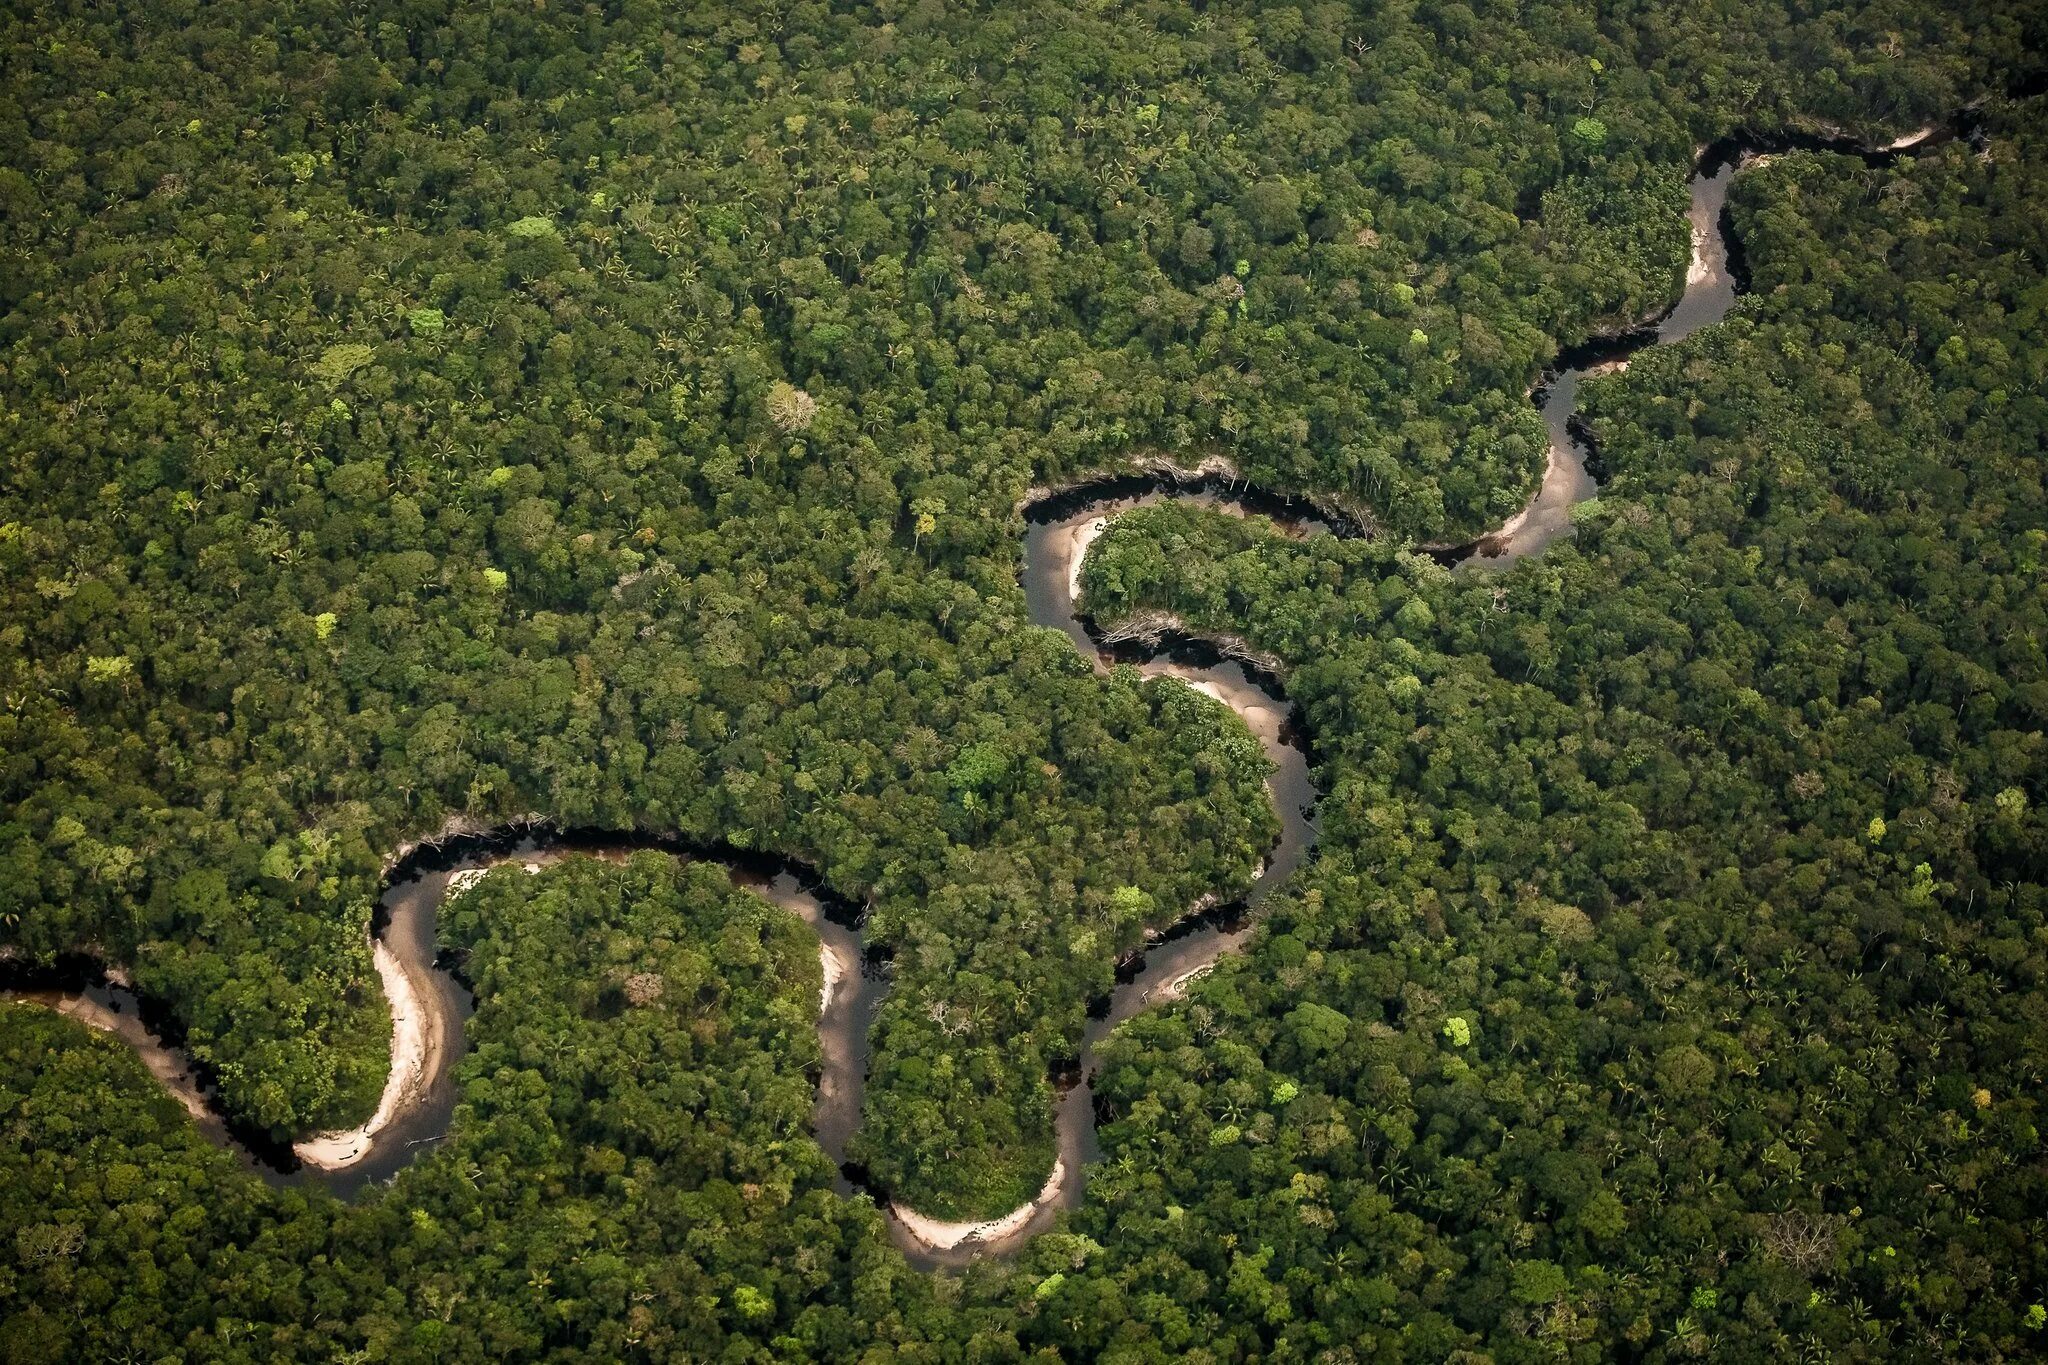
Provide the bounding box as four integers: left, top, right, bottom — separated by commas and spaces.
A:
2, 0, 2046, 1359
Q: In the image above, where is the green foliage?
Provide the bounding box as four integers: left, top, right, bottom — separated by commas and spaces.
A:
82, 654, 131, 683
944, 741, 1009, 797
310, 342, 376, 385
1239, 179, 1304, 242
1510, 1259, 1570, 1305
1063, 93, 2048, 1361
2, 0, 2045, 1359
0, 858, 897, 1361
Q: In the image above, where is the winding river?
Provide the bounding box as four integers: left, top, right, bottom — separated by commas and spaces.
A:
1, 119, 1963, 1266
1435, 119, 1956, 565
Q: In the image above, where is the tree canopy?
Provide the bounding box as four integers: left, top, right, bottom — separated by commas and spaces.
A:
3, 0, 2046, 1359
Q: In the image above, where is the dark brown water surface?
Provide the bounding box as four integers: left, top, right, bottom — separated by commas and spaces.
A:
872, 488, 1332, 1265
2, 116, 1973, 1268
1439, 124, 1963, 567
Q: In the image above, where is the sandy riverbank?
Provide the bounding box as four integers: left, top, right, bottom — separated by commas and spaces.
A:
294, 939, 436, 1169
889, 1159, 1068, 1252
42, 989, 217, 1127
294, 857, 538, 1171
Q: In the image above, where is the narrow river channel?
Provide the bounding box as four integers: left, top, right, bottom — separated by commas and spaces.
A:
1, 117, 1966, 1268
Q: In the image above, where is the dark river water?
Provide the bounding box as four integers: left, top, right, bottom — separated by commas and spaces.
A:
1436, 121, 1957, 565
2, 118, 1962, 1266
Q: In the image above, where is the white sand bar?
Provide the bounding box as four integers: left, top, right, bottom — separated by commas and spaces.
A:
819, 941, 849, 1012
890, 1158, 1067, 1251
293, 940, 433, 1169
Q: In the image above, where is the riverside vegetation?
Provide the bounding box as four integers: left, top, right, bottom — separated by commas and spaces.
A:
2, 0, 2046, 1360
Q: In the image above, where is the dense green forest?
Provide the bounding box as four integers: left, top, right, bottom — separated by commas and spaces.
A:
1077, 97, 2048, 1359
3, 0, 2047, 1359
